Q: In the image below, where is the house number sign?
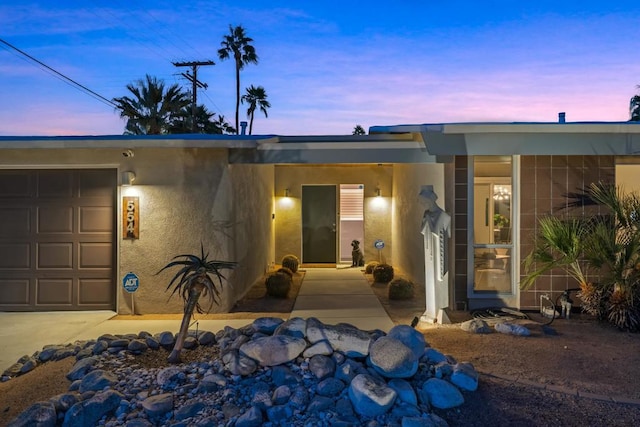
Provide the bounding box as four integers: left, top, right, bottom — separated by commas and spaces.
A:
123, 196, 139, 239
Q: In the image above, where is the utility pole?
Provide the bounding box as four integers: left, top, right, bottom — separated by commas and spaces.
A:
172, 60, 214, 133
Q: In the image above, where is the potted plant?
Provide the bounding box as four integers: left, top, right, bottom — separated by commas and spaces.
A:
157, 244, 236, 363
493, 214, 510, 242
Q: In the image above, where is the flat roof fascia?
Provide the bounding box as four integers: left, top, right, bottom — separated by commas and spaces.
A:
0, 134, 273, 149
371, 122, 640, 156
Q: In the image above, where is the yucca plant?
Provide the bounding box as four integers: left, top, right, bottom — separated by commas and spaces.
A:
157, 244, 236, 363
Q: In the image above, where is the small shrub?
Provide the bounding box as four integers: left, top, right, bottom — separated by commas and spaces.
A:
388, 278, 415, 300
265, 271, 292, 298
373, 263, 394, 284
365, 261, 379, 274
281, 254, 299, 273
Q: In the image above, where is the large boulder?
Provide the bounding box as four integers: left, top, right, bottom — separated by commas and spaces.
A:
240, 335, 307, 366
7, 401, 56, 427
369, 336, 419, 378
63, 390, 124, 427
387, 325, 427, 359
348, 373, 397, 416
451, 362, 479, 391
460, 319, 492, 334
422, 378, 464, 409
274, 317, 307, 338
495, 322, 531, 336
306, 318, 372, 357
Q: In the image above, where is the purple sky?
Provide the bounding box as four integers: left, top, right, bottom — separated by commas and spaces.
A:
1, 1, 639, 136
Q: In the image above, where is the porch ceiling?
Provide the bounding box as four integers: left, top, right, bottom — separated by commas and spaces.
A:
370, 122, 640, 156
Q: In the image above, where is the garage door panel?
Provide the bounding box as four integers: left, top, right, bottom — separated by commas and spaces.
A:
0, 171, 30, 198
37, 171, 74, 198
38, 206, 74, 233
0, 208, 31, 237
0, 243, 30, 268
79, 170, 116, 198
0, 279, 30, 304
37, 243, 73, 269
79, 279, 114, 305
80, 243, 113, 268
0, 169, 115, 311
37, 279, 72, 305
80, 207, 113, 233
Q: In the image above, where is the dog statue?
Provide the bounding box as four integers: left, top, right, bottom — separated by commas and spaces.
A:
351, 240, 365, 267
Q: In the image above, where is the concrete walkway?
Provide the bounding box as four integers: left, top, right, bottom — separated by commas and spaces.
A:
291, 267, 394, 331
1, 266, 393, 373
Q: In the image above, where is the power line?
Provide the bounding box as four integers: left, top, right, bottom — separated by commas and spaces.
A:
0, 38, 117, 108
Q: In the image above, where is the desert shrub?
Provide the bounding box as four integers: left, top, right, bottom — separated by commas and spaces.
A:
373, 263, 394, 284
388, 278, 415, 300
265, 270, 292, 298
607, 289, 640, 332
281, 254, 299, 273
365, 261, 379, 274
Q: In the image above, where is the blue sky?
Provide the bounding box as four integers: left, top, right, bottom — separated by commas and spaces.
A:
1, 1, 639, 136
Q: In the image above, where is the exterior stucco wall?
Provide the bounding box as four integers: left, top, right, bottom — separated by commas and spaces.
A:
391, 163, 445, 288
228, 163, 275, 304
274, 165, 393, 265
0, 148, 272, 314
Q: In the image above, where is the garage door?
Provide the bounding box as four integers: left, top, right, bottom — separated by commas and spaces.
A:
0, 169, 116, 311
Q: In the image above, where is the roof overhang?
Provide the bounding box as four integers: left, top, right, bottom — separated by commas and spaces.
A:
4, 121, 640, 164
0, 134, 267, 149
228, 133, 439, 164
369, 122, 640, 156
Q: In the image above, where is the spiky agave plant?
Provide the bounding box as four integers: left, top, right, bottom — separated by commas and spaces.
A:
157, 244, 236, 363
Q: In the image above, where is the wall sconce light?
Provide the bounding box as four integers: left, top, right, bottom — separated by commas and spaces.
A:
121, 171, 136, 186
284, 188, 290, 197
375, 187, 381, 197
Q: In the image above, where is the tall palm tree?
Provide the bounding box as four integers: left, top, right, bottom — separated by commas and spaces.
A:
218, 25, 258, 133
157, 244, 236, 363
112, 75, 190, 135
241, 85, 270, 135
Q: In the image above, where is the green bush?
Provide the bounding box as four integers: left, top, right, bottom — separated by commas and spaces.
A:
281, 254, 299, 273
365, 261, 379, 274
373, 264, 394, 284
265, 271, 292, 298
388, 278, 415, 300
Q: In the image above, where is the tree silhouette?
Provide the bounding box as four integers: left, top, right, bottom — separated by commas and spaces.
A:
113, 75, 190, 135
242, 85, 270, 135
218, 25, 258, 133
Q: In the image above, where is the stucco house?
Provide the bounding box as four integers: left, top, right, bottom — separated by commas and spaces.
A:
2, 120, 640, 317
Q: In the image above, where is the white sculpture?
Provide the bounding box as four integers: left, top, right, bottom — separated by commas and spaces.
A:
419, 185, 451, 324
